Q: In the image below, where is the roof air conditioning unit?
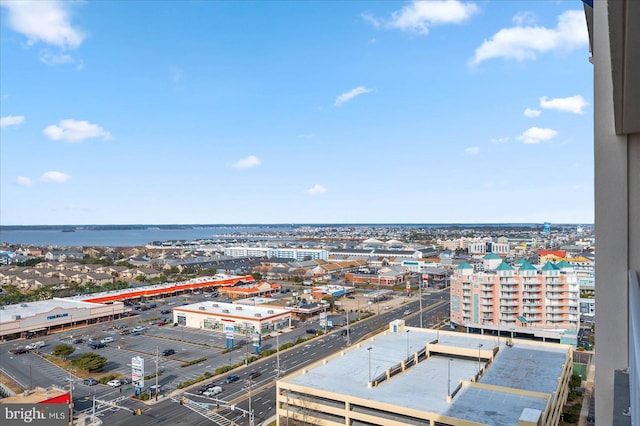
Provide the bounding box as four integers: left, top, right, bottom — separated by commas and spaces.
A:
12, 315, 21, 320
236, 306, 242, 310
223, 309, 230, 313
199, 307, 206, 310
267, 310, 274, 314
20, 304, 27, 307
254, 313, 262, 317
212, 303, 218, 307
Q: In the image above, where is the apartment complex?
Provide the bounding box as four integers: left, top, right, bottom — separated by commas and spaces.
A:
276, 321, 573, 426
223, 246, 329, 261
449, 255, 580, 338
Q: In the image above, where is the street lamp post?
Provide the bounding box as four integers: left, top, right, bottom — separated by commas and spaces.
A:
419, 278, 423, 328
367, 347, 373, 385
448, 359, 453, 398
406, 330, 410, 359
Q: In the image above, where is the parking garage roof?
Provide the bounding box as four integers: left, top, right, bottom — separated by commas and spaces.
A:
283, 326, 571, 425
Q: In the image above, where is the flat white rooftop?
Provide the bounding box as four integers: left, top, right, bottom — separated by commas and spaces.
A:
0, 298, 109, 321
284, 327, 571, 425
174, 301, 290, 320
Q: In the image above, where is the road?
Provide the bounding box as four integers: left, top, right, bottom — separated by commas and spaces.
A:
99, 289, 450, 425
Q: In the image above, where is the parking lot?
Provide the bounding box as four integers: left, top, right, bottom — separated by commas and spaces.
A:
1, 288, 419, 402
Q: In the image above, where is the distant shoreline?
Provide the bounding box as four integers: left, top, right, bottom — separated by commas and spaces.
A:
0, 222, 591, 232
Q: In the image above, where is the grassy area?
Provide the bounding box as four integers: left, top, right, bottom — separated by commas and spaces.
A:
41, 353, 123, 381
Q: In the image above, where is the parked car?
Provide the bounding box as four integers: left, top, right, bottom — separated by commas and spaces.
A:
100, 337, 115, 344
202, 386, 223, 397
25, 341, 45, 350
131, 326, 144, 333
306, 328, 318, 334
119, 377, 132, 385
107, 379, 121, 388
71, 338, 84, 344
9, 347, 28, 355
403, 310, 412, 316
161, 349, 175, 356
160, 310, 171, 315
83, 378, 98, 386
224, 375, 240, 384
247, 371, 261, 380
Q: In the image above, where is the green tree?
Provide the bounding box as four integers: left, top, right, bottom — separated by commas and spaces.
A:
251, 272, 263, 281
71, 352, 108, 372
16, 258, 43, 267
0, 285, 26, 306
52, 344, 75, 359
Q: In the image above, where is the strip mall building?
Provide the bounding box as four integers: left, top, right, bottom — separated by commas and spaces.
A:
0, 274, 253, 341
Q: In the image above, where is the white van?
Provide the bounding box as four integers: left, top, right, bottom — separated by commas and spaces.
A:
25, 341, 45, 350
203, 386, 223, 397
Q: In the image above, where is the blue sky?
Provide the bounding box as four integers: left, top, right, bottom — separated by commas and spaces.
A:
0, 1, 593, 225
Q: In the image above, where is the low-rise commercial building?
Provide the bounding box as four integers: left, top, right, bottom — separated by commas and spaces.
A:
0, 298, 126, 341
172, 301, 292, 336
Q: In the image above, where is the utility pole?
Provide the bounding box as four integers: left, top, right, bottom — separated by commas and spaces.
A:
155, 346, 159, 401
66, 370, 74, 426
276, 333, 281, 379
346, 310, 351, 345
419, 276, 424, 328
247, 376, 254, 426
245, 329, 249, 366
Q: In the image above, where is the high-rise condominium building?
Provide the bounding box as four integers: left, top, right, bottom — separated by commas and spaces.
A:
449, 257, 580, 339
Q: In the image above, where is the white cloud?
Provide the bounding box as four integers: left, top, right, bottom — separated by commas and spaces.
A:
517, 127, 558, 144
40, 171, 71, 183
539, 94, 589, 114
1, 115, 25, 128
305, 184, 328, 196
335, 86, 373, 107
1, 0, 85, 49
470, 10, 587, 65
491, 136, 510, 144
16, 176, 32, 186
524, 108, 541, 117
364, 0, 479, 35
512, 11, 537, 26
465, 146, 480, 155
43, 119, 111, 142
39, 49, 76, 66
233, 155, 261, 169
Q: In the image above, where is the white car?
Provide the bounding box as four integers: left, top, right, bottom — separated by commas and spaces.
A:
25, 341, 46, 350
107, 379, 121, 388
101, 337, 115, 344
131, 326, 144, 333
